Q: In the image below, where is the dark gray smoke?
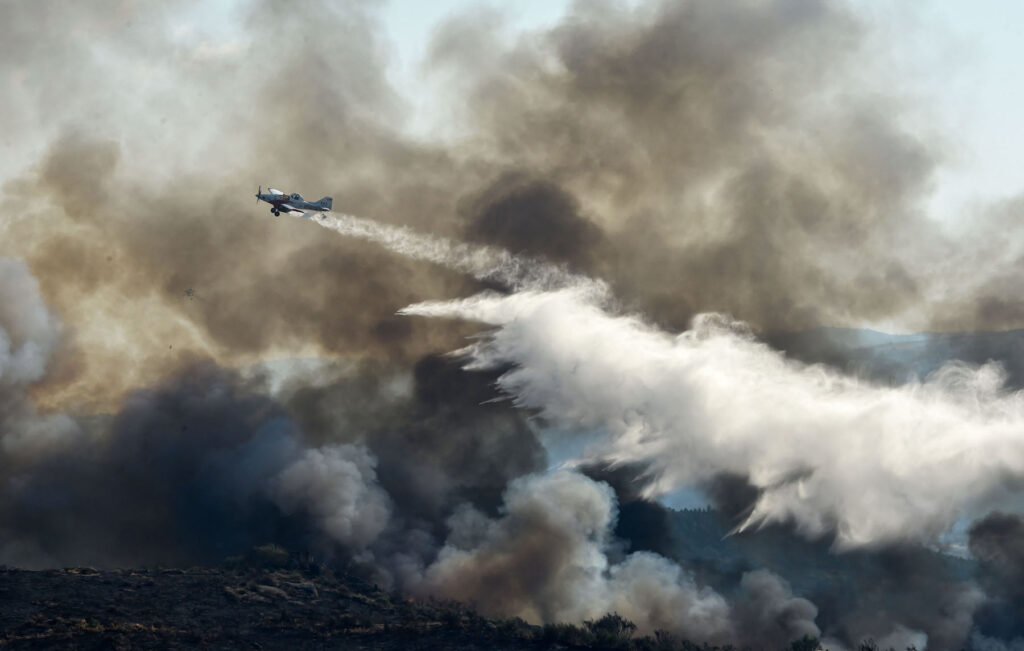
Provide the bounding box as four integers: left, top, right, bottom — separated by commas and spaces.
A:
0, 352, 534, 570
3, 358, 402, 568
279, 355, 546, 527
460, 173, 606, 271
1, 361, 308, 567
733, 570, 820, 649
969, 512, 1024, 645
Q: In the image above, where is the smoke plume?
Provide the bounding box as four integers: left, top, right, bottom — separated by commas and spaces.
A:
271, 444, 392, 551
415, 470, 819, 644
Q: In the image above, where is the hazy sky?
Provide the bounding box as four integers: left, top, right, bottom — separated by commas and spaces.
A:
853, 0, 1024, 223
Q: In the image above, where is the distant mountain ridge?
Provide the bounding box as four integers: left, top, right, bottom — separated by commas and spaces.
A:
766, 327, 1024, 388
664, 507, 973, 591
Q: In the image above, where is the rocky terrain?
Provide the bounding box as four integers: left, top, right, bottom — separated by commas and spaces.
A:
1, 516, 963, 650
0, 554, 829, 650
0, 558, 543, 650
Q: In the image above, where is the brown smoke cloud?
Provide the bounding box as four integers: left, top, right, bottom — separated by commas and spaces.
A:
1, 0, 1000, 411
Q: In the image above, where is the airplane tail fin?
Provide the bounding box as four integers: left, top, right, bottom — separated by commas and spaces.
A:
318, 197, 333, 210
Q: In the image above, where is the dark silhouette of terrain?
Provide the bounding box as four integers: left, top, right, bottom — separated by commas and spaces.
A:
768, 326, 1024, 388
1, 522, 964, 650
0, 559, 538, 650
0, 546, 823, 651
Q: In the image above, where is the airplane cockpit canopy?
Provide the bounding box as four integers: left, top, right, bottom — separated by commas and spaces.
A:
291, 193, 301, 200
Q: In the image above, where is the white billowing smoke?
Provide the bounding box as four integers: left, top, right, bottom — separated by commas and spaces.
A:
0, 257, 79, 456
734, 570, 820, 645
308, 212, 607, 295
403, 287, 1024, 548
271, 443, 392, 550
415, 470, 810, 641
0, 257, 60, 386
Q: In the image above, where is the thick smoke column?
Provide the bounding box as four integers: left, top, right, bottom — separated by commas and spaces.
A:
404, 288, 1024, 549
414, 470, 817, 644
416, 472, 734, 635
271, 444, 392, 551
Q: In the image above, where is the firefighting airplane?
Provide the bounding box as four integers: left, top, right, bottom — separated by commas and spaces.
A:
255, 186, 332, 216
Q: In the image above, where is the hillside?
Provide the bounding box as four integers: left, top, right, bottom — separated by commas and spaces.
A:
767, 327, 1024, 388
0, 561, 543, 650
0, 553, 820, 651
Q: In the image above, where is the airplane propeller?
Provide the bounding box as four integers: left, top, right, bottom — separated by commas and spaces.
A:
256, 185, 261, 203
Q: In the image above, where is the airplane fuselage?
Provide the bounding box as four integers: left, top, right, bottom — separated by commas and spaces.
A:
256, 188, 332, 216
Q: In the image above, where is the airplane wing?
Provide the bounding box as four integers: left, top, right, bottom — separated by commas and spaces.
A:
281, 203, 305, 213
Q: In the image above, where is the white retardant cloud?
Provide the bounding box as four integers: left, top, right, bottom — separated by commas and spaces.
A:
404, 287, 1024, 548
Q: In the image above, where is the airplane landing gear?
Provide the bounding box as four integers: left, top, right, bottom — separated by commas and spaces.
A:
271, 208, 280, 216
